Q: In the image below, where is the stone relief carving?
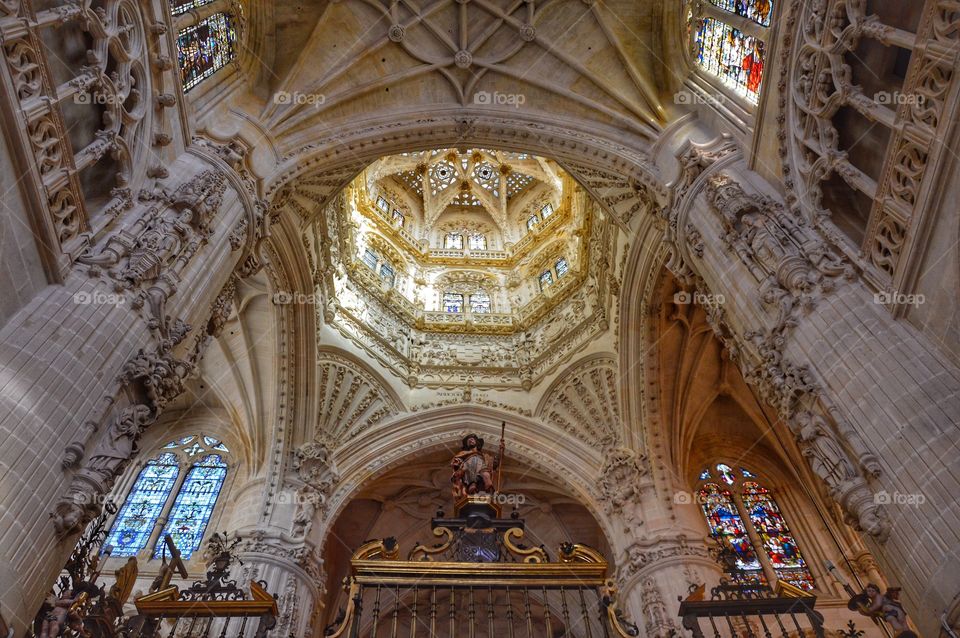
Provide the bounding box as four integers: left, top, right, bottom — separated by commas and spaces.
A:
706, 173, 855, 332
778, 0, 959, 283
537, 357, 623, 451
78, 170, 228, 337
314, 355, 400, 444
595, 447, 649, 517
640, 577, 677, 638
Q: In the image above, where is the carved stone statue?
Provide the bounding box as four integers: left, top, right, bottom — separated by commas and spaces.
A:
450, 433, 499, 499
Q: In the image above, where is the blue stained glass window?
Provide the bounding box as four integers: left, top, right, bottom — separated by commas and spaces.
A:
379, 263, 395, 287
154, 455, 227, 559
555, 257, 569, 278
699, 468, 712, 480
443, 292, 464, 313
541, 203, 554, 218
708, 0, 773, 27
104, 454, 180, 557
177, 13, 237, 92
171, 0, 215, 16
362, 248, 379, 270
538, 270, 554, 291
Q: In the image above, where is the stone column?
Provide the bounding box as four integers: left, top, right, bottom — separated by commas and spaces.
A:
0, 149, 258, 632
669, 153, 960, 634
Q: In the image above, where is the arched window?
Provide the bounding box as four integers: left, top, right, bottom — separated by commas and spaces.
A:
540, 203, 554, 218
527, 214, 540, 231
468, 233, 487, 250
443, 292, 464, 313
690, 0, 772, 104
469, 292, 491, 313
445, 233, 464, 250
177, 12, 238, 92
538, 270, 554, 291
104, 436, 230, 560
696, 463, 815, 590
391, 209, 406, 227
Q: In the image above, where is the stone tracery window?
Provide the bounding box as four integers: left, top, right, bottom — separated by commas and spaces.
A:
690, 1, 773, 104
445, 233, 464, 250
177, 12, 238, 92
104, 436, 230, 560
171, 0, 216, 16
697, 464, 815, 591
555, 256, 569, 278
443, 292, 464, 313
392, 209, 406, 227
707, 0, 772, 26
468, 233, 487, 250
540, 203, 555, 218
538, 270, 554, 290
469, 291, 491, 313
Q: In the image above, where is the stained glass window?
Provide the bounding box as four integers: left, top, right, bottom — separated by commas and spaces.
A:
443, 292, 464, 313
470, 292, 491, 313
392, 210, 405, 226
445, 233, 464, 250
362, 248, 379, 271
555, 257, 569, 278
541, 203, 554, 218
104, 454, 180, 557
527, 215, 540, 231
376, 196, 390, 212
694, 18, 765, 103
708, 0, 773, 26
154, 455, 227, 559
698, 483, 764, 582
171, 0, 215, 16
177, 12, 237, 92
539, 270, 554, 291
379, 263, 395, 287
717, 463, 737, 485
742, 482, 815, 590
696, 466, 815, 590
468, 234, 487, 250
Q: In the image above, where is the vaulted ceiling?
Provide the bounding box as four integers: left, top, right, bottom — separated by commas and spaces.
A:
241, 0, 670, 151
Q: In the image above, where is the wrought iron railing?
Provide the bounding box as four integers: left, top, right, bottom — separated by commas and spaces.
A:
678, 579, 825, 638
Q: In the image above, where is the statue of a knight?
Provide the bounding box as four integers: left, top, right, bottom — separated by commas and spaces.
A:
451, 433, 500, 499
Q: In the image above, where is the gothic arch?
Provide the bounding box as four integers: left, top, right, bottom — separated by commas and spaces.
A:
323, 405, 611, 542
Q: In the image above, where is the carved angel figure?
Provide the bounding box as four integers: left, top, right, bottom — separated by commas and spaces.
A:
39, 591, 90, 638
850, 584, 914, 637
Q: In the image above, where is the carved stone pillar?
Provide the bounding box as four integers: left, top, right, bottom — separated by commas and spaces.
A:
235, 531, 324, 638
669, 153, 960, 634
0, 150, 258, 632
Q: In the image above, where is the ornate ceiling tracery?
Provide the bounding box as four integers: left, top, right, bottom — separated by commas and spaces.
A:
297, 148, 624, 390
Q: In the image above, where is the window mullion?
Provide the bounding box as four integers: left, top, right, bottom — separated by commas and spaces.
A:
147, 461, 192, 558
733, 490, 779, 586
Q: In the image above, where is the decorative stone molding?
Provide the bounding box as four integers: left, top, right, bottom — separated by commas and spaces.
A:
595, 447, 649, 517
78, 169, 229, 338
313, 353, 401, 444
537, 356, 622, 451
777, 0, 960, 286
619, 536, 711, 581
706, 173, 855, 332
